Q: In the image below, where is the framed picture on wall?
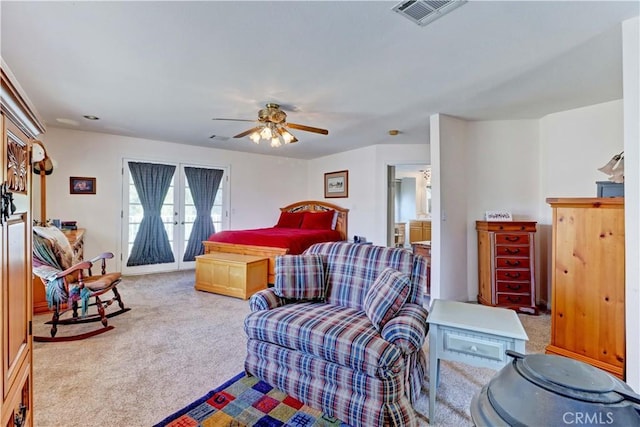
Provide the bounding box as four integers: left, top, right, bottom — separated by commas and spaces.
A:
324, 170, 348, 198
70, 177, 96, 194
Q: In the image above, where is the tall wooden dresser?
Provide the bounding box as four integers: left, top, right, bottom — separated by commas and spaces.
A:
546, 198, 625, 380
476, 221, 538, 315
1, 67, 45, 427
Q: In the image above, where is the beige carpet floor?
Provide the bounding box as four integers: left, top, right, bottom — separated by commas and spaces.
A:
32, 270, 550, 426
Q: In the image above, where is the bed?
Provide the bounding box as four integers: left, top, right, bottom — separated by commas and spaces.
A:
203, 200, 349, 283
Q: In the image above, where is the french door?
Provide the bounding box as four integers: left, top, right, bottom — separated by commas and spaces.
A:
121, 159, 228, 274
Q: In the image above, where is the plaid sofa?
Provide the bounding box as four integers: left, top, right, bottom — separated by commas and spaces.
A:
244, 241, 429, 427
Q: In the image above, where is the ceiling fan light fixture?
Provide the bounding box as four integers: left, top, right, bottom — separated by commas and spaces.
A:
279, 128, 296, 144
221, 103, 327, 147
260, 126, 273, 139
249, 131, 261, 144
271, 136, 282, 148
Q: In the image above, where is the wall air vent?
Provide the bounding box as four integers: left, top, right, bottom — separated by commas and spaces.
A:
392, 0, 467, 26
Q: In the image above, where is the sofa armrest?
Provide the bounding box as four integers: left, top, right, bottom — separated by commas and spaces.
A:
249, 288, 287, 312
381, 303, 429, 353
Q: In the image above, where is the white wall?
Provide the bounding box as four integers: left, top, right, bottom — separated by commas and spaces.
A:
622, 16, 639, 392
39, 127, 308, 269
538, 100, 624, 305
431, 114, 470, 301
466, 119, 540, 302
539, 100, 623, 203
306, 145, 377, 242
433, 105, 622, 305
307, 143, 429, 245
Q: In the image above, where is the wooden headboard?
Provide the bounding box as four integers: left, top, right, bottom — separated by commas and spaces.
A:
281, 200, 349, 241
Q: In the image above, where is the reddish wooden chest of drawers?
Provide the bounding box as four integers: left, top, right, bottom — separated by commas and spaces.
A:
476, 221, 538, 315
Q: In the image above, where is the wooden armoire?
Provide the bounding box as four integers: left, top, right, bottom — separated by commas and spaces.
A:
546, 198, 625, 380
1, 67, 45, 427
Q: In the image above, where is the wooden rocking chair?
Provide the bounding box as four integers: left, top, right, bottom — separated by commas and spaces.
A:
32, 226, 130, 342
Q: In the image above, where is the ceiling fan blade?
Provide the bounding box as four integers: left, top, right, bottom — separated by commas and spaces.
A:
233, 127, 262, 138
212, 118, 256, 122
286, 122, 329, 135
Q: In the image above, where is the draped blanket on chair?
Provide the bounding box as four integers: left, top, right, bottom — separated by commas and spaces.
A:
32, 226, 91, 315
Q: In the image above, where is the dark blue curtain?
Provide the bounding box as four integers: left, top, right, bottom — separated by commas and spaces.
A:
183, 167, 224, 261
127, 162, 176, 266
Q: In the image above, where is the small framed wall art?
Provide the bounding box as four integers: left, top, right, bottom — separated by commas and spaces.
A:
324, 170, 348, 198
70, 176, 96, 194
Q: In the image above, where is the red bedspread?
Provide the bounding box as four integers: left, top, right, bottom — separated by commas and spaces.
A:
207, 228, 343, 255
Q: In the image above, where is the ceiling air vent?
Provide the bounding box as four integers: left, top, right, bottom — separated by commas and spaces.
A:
392, 0, 467, 26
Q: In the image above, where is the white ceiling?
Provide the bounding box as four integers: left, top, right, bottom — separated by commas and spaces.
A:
1, 1, 638, 159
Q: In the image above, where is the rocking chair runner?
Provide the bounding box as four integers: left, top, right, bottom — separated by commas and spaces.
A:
32, 226, 130, 342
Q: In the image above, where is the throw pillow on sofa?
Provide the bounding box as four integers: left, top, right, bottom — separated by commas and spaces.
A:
364, 267, 411, 330
274, 254, 326, 300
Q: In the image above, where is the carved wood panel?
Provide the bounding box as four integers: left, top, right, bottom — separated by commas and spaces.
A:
6, 130, 28, 193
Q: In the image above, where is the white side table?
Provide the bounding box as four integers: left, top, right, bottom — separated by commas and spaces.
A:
426, 299, 528, 424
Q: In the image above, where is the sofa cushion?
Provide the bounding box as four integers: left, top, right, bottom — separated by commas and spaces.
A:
245, 302, 404, 378
364, 268, 410, 330
304, 242, 423, 309
274, 254, 326, 300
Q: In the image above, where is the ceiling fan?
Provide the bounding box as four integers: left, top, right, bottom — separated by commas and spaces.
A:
212, 103, 328, 147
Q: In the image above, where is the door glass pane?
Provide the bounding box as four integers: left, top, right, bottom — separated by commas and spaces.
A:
182, 170, 225, 259
127, 172, 176, 255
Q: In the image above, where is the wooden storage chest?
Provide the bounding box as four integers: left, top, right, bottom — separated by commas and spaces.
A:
195, 253, 268, 300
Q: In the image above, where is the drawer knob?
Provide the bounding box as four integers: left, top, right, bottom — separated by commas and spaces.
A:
506, 260, 520, 266
504, 248, 521, 254
470, 345, 478, 352
505, 236, 520, 242
505, 272, 521, 279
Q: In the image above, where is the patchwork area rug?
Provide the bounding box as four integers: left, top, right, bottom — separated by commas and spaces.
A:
154, 372, 349, 427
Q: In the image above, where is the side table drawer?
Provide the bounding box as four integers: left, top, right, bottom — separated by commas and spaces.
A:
442, 328, 507, 363
496, 281, 530, 294
495, 233, 530, 245
496, 258, 530, 269
496, 293, 531, 307
496, 270, 530, 281
495, 245, 530, 257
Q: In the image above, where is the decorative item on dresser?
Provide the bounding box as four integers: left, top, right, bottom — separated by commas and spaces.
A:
476, 221, 538, 315
546, 197, 625, 380
2, 65, 46, 427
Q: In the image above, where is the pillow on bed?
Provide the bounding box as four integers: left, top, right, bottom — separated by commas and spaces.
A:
300, 210, 335, 230
274, 254, 326, 300
274, 211, 304, 228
